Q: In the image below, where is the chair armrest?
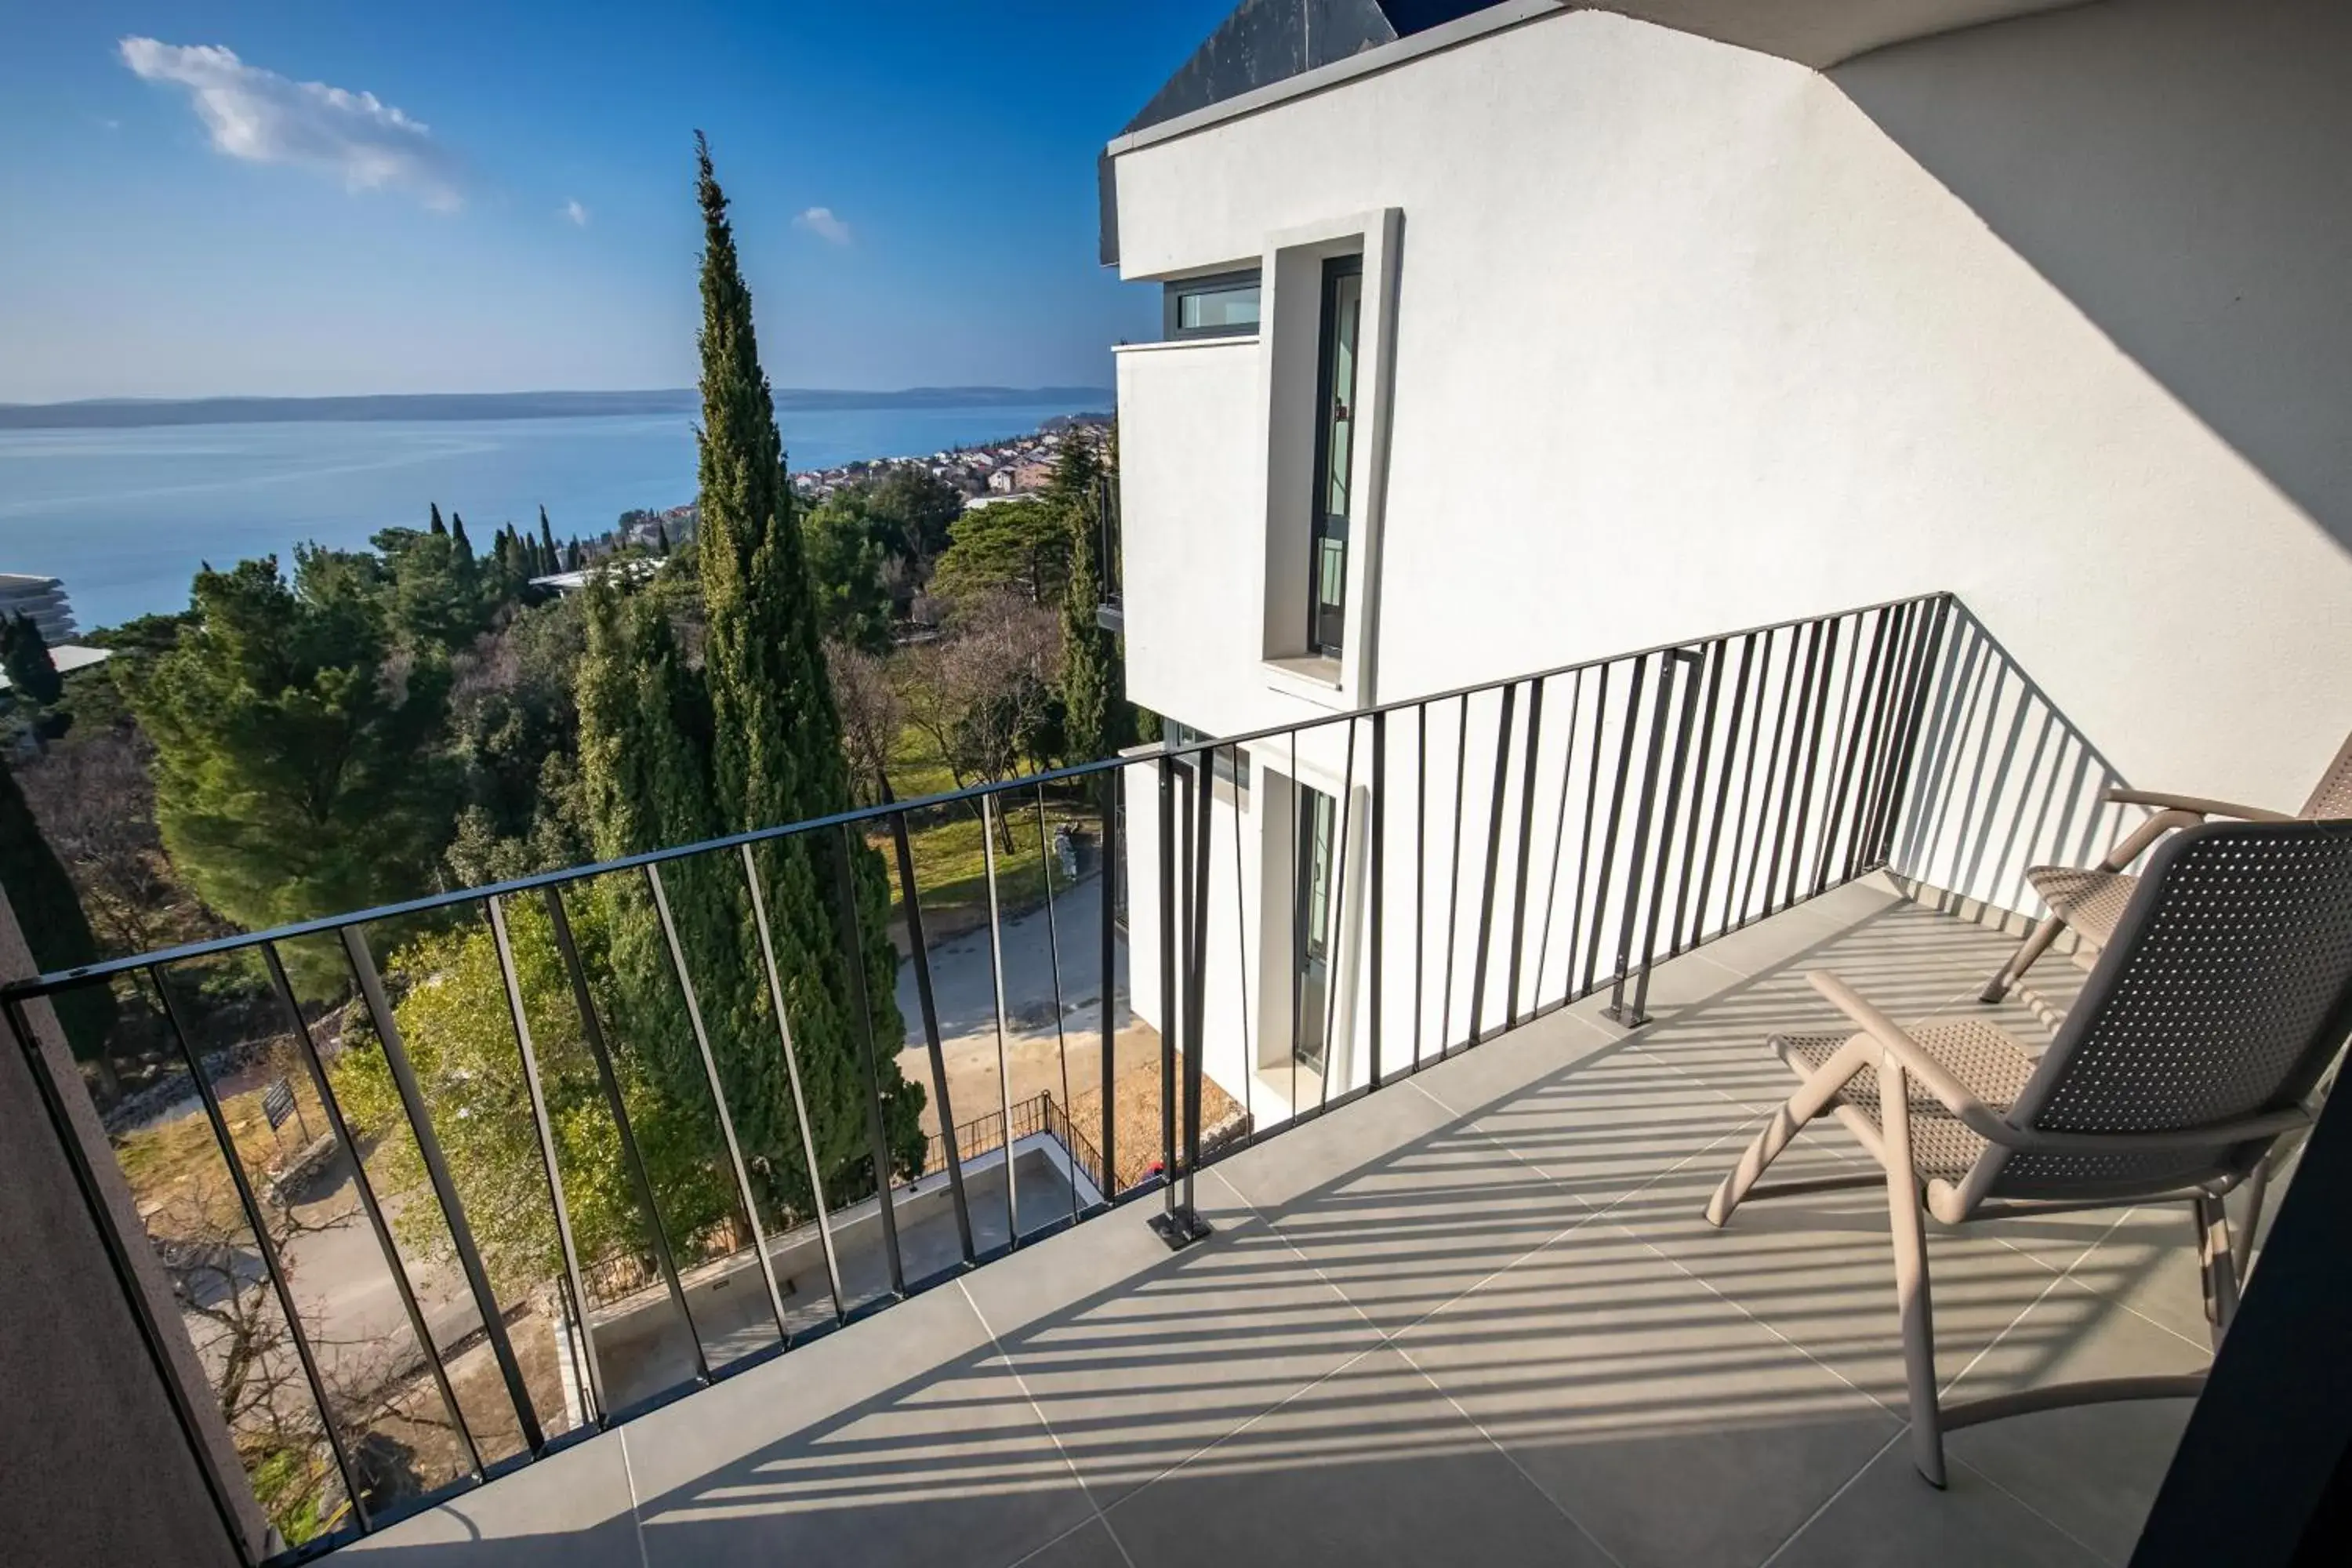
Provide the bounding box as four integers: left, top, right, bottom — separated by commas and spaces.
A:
2097, 808, 2206, 872
1809, 972, 2310, 1157
1808, 972, 2018, 1145
2103, 786, 2294, 822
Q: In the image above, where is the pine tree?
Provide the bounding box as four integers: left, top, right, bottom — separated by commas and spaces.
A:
691, 132, 922, 1200
1, 612, 64, 709
0, 752, 123, 1098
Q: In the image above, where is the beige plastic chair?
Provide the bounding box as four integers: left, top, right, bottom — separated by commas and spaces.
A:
1980, 728, 2352, 1004
1704, 819, 2352, 1486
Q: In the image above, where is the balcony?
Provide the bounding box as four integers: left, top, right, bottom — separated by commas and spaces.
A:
3, 595, 2300, 1566
343, 878, 2194, 1567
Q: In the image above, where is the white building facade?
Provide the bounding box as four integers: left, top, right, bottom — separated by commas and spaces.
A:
1102, 0, 2352, 1127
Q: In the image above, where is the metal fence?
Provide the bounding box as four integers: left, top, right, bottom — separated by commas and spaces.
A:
2, 592, 1954, 1565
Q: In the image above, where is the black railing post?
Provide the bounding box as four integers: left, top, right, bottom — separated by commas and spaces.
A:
1369, 712, 1386, 1088
1507, 677, 1544, 1029
1151, 746, 1216, 1252
1155, 755, 1178, 1222
1586, 657, 1647, 1001
831, 826, 907, 1298
485, 895, 608, 1427
1606, 653, 1684, 1025
1468, 682, 1518, 1046
976, 796, 1021, 1248
1098, 766, 1120, 1198
1624, 650, 1706, 1026
881, 782, 975, 1264
538, 887, 707, 1385
341, 925, 546, 1455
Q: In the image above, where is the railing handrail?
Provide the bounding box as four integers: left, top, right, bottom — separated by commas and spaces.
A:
1, 590, 1949, 1002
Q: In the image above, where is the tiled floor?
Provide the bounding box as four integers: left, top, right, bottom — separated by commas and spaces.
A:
348, 878, 2216, 1567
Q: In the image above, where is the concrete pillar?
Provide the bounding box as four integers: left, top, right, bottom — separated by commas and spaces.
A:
0, 891, 263, 1566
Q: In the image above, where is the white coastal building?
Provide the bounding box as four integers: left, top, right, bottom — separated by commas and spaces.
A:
0, 574, 78, 643
1102, 0, 2352, 1123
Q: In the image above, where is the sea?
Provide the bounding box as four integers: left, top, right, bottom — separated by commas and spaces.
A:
0, 399, 1093, 632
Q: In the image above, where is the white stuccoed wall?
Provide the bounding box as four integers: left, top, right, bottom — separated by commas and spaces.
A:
1109, 0, 2352, 1118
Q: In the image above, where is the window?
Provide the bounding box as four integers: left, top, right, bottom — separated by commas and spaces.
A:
1164, 269, 1261, 339
1308, 256, 1363, 655
1293, 785, 1337, 1075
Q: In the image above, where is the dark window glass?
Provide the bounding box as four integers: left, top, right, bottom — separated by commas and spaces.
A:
1308, 256, 1363, 656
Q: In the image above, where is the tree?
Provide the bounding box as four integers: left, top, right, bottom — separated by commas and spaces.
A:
0, 751, 123, 1095
825, 640, 902, 806
539, 506, 559, 568
124, 557, 454, 974
448, 513, 474, 564
2, 611, 64, 708
902, 590, 1063, 845
930, 498, 1072, 607
864, 463, 964, 566
689, 132, 922, 1203
802, 496, 895, 654
428, 503, 447, 538
1051, 431, 1131, 764
441, 593, 592, 884
655, 520, 672, 556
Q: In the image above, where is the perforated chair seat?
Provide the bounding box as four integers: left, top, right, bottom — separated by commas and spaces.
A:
1773, 1021, 2038, 1184
2024, 866, 2138, 953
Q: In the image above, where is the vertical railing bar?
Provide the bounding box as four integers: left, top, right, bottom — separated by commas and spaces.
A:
1412, 702, 1427, 1071
1566, 662, 1610, 1001
1467, 682, 1518, 1047
1413, 703, 1428, 1071
1828, 605, 1900, 888
4, 995, 261, 1564
1097, 768, 1120, 1200
1506, 676, 1545, 1029
657, 861, 789, 1342
1666, 639, 1727, 958
1183, 753, 1213, 1211
1784, 616, 1842, 908
1840, 604, 1905, 883
263, 942, 485, 1475
1913, 609, 1994, 889
341, 925, 546, 1454
1175, 761, 1197, 1154
829, 827, 907, 1294
883, 786, 975, 1261
1731, 627, 1788, 931
149, 964, 368, 1526
1319, 717, 1359, 1110
1606, 654, 1682, 1022
1586, 655, 1650, 1006
1693, 633, 1756, 950
978, 797, 1022, 1247
1158, 756, 1180, 1202
1759, 620, 1822, 921
1809, 611, 1873, 896
1626, 652, 1705, 1025
1229, 746, 1254, 1132
1368, 713, 1387, 1089
1875, 595, 1956, 869
1030, 786, 1079, 1225
1534, 668, 1584, 1011
485, 895, 608, 1427
1441, 693, 1468, 1054
537, 886, 706, 1385
1289, 734, 1304, 1104
735, 847, 847, 1321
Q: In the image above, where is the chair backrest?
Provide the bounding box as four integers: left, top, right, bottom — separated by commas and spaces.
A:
2298, 729, 2352, 818
1985, 819, 2352, 1201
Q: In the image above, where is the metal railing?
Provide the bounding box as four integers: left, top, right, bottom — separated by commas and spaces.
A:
2, 592, 1955, 1565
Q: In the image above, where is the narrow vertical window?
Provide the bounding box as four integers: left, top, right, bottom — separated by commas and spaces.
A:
1309, 256, 1363, 656
1294, 785, 1338, 1076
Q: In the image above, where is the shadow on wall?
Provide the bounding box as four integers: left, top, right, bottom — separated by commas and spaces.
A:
1892, 600, 2132, 922
1834, 0, 2352, 554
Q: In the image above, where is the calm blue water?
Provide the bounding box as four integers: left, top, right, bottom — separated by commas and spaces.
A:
0, 401, 1088, 631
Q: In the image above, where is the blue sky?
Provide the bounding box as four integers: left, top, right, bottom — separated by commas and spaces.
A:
0, 2, 1231, 401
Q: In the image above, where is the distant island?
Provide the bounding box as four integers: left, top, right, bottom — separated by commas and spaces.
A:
0, 386, 1115, 431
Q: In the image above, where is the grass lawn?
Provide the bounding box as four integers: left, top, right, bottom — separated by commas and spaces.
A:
114, 1054, 333, 1229
876, 726, 1096, 938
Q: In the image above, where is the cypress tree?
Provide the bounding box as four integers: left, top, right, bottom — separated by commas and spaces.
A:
1, 612, 64, 710
655, 520, 671, 556
691, 132, 921, 1200
430, 503, 448, 537
539, 506, 559, 566
450, 513, 474, 564
0, 753, 123, 1098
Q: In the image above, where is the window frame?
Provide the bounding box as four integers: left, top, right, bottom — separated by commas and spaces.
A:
1163, 267, 1264, 341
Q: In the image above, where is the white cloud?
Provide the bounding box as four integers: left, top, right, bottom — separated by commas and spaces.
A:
561, 198, 589, 227
118, 37, 462, 211
794, 205, 851, 245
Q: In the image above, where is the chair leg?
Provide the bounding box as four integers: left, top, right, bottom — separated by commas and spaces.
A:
1707, 1037, 1871, 1228
1874, 1053, 1946, 1486
1981, 913, 2066, 1004
2194, 1193, 2239, 1349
